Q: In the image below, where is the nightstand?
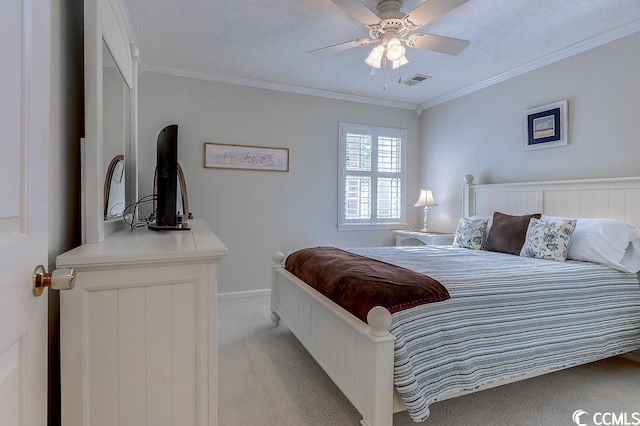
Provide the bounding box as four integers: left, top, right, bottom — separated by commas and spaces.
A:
393, 230, 454, 246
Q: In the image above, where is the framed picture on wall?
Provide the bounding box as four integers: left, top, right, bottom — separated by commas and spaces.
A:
204, 142, 290, 172
523, 100, 568, 151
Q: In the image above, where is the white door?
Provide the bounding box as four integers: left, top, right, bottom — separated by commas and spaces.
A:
0, 0, 51, 425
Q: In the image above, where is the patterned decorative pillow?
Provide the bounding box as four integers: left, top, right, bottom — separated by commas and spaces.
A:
520, 218, 577, 262
453, 217, 489, 250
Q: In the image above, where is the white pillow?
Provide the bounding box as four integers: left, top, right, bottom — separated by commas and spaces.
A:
542, 215, 640, 273
453, 217, 489, 250
520, 218, 577, 262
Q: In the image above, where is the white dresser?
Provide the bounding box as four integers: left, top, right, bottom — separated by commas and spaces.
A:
57, 219, 227, 426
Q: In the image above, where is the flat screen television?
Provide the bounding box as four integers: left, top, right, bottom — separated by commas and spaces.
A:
149, 124, 190, 231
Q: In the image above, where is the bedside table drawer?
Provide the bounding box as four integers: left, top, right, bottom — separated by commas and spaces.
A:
393, 230, 454, 246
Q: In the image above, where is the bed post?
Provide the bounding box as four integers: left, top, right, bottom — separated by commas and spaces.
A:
462, 173, 475, 217
360, 307, 395, 426
270, 251, 286, 325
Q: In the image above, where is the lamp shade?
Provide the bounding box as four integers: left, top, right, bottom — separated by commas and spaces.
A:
392, 55, 409, 69
414, 189, 437, 207
365, 45, 385, 68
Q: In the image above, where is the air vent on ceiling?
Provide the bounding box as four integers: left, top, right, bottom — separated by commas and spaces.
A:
402, 74, 432, 86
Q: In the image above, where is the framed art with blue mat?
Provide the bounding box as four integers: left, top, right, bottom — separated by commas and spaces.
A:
523, 100, 567, 151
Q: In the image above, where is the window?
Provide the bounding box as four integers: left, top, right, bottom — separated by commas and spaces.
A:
338, 122, 407, 230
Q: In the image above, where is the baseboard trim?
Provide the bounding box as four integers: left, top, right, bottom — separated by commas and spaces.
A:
218, 289, 271, 301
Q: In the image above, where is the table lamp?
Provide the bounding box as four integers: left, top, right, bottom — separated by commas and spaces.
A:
414, 189, 437, 232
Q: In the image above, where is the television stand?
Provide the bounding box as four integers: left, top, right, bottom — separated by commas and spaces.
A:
148, 221, 191, 231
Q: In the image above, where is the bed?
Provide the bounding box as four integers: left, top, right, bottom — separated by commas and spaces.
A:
270, 175, 640, 425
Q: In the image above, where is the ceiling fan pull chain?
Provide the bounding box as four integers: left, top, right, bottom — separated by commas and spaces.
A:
383, 56, 388, 90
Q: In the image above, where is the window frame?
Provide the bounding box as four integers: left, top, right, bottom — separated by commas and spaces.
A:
338, 122, 407, 231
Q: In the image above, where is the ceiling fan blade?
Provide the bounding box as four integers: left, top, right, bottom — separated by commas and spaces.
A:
406, 33, 469, 55
330, 0, 381, 26
404, 0, 470, 29
308, 38, 374, 54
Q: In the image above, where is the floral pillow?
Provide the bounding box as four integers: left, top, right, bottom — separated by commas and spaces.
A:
520, 218, 577, 262
453, 217, 489, 250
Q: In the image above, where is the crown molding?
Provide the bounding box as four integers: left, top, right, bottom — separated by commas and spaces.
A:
116, 0, 416, 111
116, 1, 639, 115
118, 0, 418, 111
117, 0, 137, 45
141, 63, 419, 111
417, 19, 640, 112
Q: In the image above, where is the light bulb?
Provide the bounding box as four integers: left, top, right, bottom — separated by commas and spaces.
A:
385, 38, 406, 61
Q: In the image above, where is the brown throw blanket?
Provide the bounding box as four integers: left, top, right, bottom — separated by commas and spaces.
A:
285, 247, 450, 323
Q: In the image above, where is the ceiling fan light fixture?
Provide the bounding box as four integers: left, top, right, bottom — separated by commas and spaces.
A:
385, 38, 406, 61
391, 55, 409, 69
364, 44, 385, 68
313, 0, 472, 88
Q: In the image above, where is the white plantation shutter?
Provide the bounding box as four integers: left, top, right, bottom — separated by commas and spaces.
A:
345, 133, 372, 172
338, 123, 407, 230
345, 176, 371, 220
377, 136, 402, 173
377, 177, 401, 219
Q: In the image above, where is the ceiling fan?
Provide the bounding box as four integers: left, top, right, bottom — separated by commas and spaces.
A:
311, 0, 470, 71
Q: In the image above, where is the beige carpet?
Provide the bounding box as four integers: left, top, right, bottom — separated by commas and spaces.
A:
218, 295, 640, 426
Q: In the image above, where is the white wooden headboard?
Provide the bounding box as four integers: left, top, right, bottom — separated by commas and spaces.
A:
462, 175, 640, 227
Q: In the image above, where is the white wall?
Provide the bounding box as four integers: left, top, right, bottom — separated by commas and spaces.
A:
420, 31, 640, 233
137, 72, 421, 294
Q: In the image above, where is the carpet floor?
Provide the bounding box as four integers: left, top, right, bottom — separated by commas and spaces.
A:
218, 295, 640, 426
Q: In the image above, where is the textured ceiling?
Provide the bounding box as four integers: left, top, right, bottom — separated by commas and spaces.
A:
122, 0, 640, 110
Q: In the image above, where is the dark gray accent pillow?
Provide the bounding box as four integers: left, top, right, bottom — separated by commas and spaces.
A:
483, 212, 541, 255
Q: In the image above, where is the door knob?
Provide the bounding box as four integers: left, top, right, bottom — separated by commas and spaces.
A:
32, 265, 76, 296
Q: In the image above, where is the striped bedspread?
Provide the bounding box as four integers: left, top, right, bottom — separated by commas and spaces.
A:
347, 245, 640, 422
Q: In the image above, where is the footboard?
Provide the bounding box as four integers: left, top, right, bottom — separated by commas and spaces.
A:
271, 252, 396, 426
